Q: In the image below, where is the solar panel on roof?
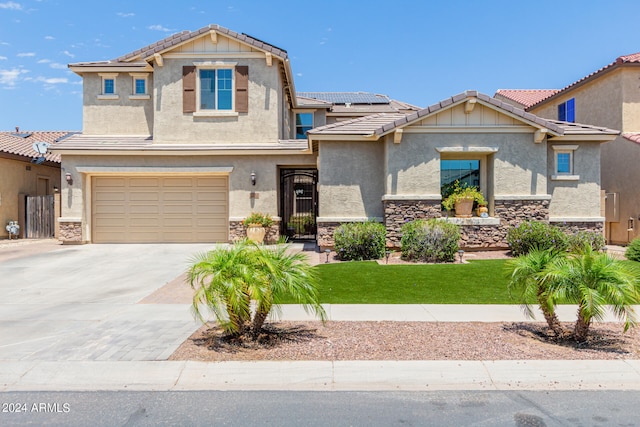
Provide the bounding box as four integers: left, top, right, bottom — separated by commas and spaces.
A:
297, 92, 390, 104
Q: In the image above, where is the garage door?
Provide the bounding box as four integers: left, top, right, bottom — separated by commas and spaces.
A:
92, 175, 228, 243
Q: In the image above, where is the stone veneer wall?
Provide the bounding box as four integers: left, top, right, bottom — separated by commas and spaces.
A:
59, 221, 83, 243
317, 222, 342, 249
553, 221, 604, 234
229, 220, 280, 244
383, 200, 442, 247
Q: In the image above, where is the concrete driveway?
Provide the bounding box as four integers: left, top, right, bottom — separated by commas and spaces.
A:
0, 242, 216, 361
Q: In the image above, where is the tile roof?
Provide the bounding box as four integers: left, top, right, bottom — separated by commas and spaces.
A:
623, 133, 640, 144
527, 52, 640, 110
0, 130, 77, 163
494, 89, 559, 108
116, 24, 288, 63
51, 134, 308, 151
309, 91, 618, 138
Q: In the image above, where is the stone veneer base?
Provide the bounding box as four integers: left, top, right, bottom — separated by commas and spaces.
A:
229, 221, 280, 244
59, 221, 83, 244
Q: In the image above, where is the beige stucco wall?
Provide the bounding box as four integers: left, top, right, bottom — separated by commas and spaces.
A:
622, 68, 640, 132
59, 153, 316, 241
81, 73, 154, 135
151, 57, 283, 143
385, 132, 548, 197
0, 157, 60, 238
317, 140, 385, 218
546, 141, 602, 219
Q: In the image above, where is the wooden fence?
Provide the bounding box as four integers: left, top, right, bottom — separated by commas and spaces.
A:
25, 195, 55, 238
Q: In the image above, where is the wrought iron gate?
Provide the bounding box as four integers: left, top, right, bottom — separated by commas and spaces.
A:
280, 169, 318, 240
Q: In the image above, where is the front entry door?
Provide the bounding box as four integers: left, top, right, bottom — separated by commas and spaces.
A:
280, 169, 318, 240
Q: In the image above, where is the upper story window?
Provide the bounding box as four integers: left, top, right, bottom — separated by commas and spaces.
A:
551, 145, 579, 181
129, 73, 150, 99
296, 113, 313, 139
98, 73, 119, 100
199, 68, 233, 111
558, 98, 575, 122
183, 64, 248, 116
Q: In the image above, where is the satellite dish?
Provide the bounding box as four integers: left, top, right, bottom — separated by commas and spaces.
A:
31, 157, 45, 165
32, 141, 49, 155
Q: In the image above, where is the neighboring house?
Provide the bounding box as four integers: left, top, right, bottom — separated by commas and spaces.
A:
0, 129, 75, 239
496, 52, 640, 244
50, 24, 617, 248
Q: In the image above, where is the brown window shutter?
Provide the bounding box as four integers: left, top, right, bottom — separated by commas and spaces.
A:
235, 65, 249, 113
182, 66, 196, 113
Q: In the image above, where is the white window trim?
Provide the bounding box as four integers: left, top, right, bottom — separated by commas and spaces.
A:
551, 144, 579, 180
194, 61, 236, 114
98, 73, 119, 100
129, 73, 150, 99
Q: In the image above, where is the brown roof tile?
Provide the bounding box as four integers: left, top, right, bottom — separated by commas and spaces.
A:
494, 89, 559, 108
623, 133, 640, 144
0, 130, 77, 163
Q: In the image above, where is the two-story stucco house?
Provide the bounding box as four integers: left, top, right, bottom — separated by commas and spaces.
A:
496, 52, 640, 245
51, 24, 618, 248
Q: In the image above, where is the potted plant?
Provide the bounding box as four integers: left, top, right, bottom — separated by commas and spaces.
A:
242, 212, 274, 243
442, 181, 486, 218
289, 213, 315, 235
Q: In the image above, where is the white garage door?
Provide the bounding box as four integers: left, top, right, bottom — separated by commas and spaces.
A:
92, 175, 228, 243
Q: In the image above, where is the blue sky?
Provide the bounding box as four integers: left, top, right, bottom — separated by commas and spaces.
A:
1, 0, 639, 131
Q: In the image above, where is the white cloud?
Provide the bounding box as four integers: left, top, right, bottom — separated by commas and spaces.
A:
0, 56, 7, 60
44, 35, 54, 40
117, 12, 134, 17
62, 50, 74, 58
49, 62, 66, 70
17, 52, 35, 57
35, 76, 68, 84
0, 68, 28, 86
0, 2, 23, 10
37, 58, 50, 63
148, 24, 172, 32
296, 73, 303, 77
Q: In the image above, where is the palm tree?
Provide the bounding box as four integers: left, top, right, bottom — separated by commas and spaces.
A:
188, 241, 326, 340
544, 244, 640, 342
506, 248, 567, 337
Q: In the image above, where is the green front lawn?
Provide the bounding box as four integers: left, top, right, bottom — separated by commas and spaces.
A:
301, 259, 514, 304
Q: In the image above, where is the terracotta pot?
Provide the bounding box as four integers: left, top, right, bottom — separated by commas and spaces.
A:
454, 198, 474, 218
476, 205, 489, 217
246, 224, 266, 243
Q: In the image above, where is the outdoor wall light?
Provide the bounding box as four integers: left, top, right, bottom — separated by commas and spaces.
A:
324, 249, 331, 263
458, 249, 464, 263
250, 171, 256, 186
65, 172, 73, 185
53, 186, 59, 193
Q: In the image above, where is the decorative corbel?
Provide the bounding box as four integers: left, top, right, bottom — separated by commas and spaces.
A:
265, 52, 273, 67
210, 30, 218, 44
534, 128, 548, 143
154, 53, 163, 67
394, 129, 403, 144
464, 98, 477, 114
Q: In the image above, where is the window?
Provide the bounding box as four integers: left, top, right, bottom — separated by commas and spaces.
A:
558, 98, 575, 122
98, 73, 119, 99
441, 160, 480, 190
295, 113, 313, 139
199, 68, 233, 111
129, 73, 149, 99
552, 145, 579, 180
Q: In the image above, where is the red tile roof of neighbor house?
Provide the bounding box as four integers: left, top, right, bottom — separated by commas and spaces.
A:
523, 52, 640, 110
0, 130, 77, 163
494, 89, 559, 108
623, 133, 640, 144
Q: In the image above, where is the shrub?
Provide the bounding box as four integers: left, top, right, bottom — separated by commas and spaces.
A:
566, 230, 606, 253
334, 221, 386, 261
242, 212, 274, 227
506, 221, 568, 256
625, 238, 640, 262
400, 219, 461, 263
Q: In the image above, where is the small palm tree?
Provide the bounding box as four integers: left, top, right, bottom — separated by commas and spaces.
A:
188, 240, 326, 340
506, 248, 566, 337
545, 244, 640, 342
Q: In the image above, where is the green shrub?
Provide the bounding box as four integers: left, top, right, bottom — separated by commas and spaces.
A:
334, 221, 386, 261
567, 230, 606, 253
625, 238, 640, 262
506, 221, 568, 256
400, 219, 461, 263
